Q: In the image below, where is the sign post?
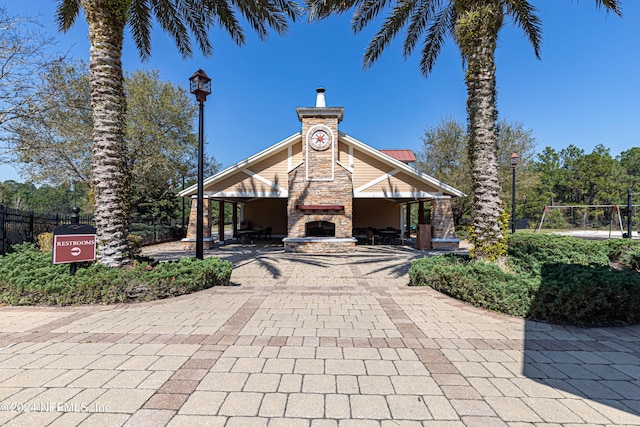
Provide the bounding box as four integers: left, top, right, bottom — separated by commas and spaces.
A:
52, 208, 96, 275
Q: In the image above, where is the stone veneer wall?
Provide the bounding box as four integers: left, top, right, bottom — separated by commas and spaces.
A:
286, 165, 353, 239
430, 197, 459, 250
285, 111, 355, 252
283, 238, 356, 253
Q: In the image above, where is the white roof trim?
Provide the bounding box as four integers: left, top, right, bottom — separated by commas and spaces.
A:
179, 132, 301, 197
204, 191, 287, 198
339, 132, 466, 198
354, 191, 442, 199
179, 130, 466, 199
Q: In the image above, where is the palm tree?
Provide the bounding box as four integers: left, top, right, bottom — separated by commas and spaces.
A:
308, 0, 621, 261
55, 0, 300, 267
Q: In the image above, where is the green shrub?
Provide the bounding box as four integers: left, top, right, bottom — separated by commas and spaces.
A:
410, 234, 640, 326
0, 243, 232, 306
409, 255, 535, 317
507, 233, 610, 276
530, 264, 640, 326
603, 238, 640, 269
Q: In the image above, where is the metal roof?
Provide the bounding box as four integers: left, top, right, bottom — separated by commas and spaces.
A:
379, 150, 416, 163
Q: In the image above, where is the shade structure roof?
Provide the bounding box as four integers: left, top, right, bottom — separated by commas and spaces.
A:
179, 131, 466, 202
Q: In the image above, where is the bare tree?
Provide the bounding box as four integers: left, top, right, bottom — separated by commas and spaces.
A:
0, 7, 57, 135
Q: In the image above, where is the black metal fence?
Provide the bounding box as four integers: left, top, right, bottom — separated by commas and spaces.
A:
0, 204, 185, 255
0, 205, 94, 255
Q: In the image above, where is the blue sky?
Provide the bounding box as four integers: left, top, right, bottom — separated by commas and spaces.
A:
1, 1, 639, 182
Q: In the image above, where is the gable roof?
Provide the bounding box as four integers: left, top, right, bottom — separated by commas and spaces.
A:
179, 131, 466, 199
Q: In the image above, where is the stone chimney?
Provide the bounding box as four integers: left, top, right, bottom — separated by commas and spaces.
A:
285, 88, 356, 253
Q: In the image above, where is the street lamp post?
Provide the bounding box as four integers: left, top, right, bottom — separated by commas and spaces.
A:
628, 188, 633, 239
189, 69, 212, 260
510, 153, 519, 234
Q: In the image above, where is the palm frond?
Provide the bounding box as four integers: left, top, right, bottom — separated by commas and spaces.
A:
202, 0, 246, 46
352, 0, 394, 33
150, 0, 192, 58
270, 0, 303, 21
228, 0, 271, 40
594, 0, 622, 16
179, 0, 214, 55
362, 0, 419, 69
503, 0, 542, 59
256, 0, 294, 35
418, 2, 455, 76
307, 0, 365, 22
403, 0, 441, 57
129, 0, 153, 59
56, 0, 80, 32
228, 0, 299, 39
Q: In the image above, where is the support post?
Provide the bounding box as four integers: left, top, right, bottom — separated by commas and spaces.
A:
70, 206, 79, 276
218, 200, 225, 243
405, 203, 411, 237
628, 188, 633, 239
232, 202, 238, 238
0, 204, 5, 255
511, 167, 517, 233
196, 101, 204, 259
29, 210, 34, 243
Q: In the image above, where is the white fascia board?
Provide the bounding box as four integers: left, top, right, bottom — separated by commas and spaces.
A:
199, 191, 288, 198
354, 191, 441, 199
179, 132, 302, 197
339, 132, 467, 198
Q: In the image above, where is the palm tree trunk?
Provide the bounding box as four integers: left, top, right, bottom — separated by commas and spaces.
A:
83, 1, 130, 267
456, 1, 505, 261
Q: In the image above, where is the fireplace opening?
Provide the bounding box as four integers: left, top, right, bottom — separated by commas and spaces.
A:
305, 221, 335, 237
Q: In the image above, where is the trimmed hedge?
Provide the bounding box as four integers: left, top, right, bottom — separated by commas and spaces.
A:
0, 243, 232, 306
408, 255, 535, 317
409, 234, 640, 326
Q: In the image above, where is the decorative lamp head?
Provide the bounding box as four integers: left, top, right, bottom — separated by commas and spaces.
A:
189, 69, 211, 103
510, 153, 520, 169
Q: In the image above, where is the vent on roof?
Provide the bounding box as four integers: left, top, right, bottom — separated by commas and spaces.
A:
316, 88, 326, 108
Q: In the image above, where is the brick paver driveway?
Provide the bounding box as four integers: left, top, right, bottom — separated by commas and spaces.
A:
0, 243, 639, 426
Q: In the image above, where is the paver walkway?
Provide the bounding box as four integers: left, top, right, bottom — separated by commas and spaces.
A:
0, 243, 639, 426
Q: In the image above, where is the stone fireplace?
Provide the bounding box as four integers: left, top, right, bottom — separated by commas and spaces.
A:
305, 220, 336, 237
283, 89, 357, 253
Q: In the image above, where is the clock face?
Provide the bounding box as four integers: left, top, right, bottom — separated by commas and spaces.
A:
310, 130, 331, 151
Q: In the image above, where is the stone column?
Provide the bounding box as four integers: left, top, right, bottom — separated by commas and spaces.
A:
430, 197, 460, 250
182, 197, 215, 250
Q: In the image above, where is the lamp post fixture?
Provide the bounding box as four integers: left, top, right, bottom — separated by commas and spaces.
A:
628, 188, 633, 239
189, 69, 211, 260
510, 153, 519, 234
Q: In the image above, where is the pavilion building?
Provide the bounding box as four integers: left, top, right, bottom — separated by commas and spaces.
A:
179, 88, 464, 253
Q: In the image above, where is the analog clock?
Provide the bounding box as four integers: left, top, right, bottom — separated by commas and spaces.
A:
310, 129, 331, 151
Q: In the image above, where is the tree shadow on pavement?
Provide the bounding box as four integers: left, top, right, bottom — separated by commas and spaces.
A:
523, 264, 640, 421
